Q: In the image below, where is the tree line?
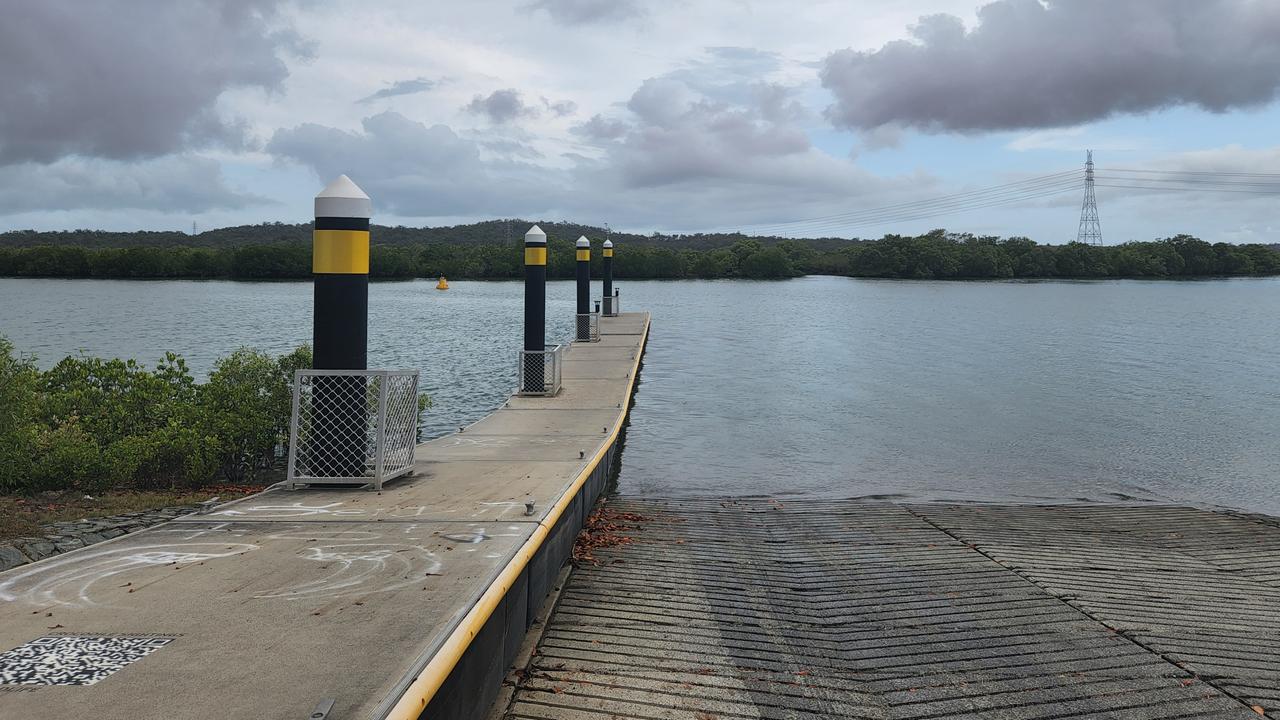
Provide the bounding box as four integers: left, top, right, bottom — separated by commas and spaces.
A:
0, 232, 1277, 281
0, 220, 853, 252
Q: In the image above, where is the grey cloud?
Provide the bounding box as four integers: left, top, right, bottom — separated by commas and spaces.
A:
524, 0, 643, 25
481, 139, 545, 160
616, 98, 812, 188
571, 115, 629, 142
268, 111, 558, 217
594, 73, 846, 191
542, 98, 579, 117
755, 84, 808, 124
821, 0, 1280, 134
0, 0, 306, 165
626, 78, 700, 127
566, 61, 917, 227
858, 124, 905, 152
465, 89, 538, 124
357, 77, 437, 104
0, 155, 267, 213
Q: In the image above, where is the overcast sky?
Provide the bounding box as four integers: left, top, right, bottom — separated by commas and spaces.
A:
1, 0, 1278, 244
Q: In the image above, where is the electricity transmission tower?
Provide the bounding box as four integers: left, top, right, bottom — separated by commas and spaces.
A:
1076, 150, 1102, 245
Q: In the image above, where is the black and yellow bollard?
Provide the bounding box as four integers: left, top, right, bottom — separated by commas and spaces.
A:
312, 174, 371, 476
575, 236, 591, 341
602, 239, 616, 316
523, 225, 547, 392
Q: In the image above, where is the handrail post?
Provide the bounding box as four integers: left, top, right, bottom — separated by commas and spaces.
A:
374, 371, 389, 491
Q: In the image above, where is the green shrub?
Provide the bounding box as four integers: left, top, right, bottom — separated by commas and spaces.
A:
29, 420, 109, 493
104, 424, 221, 489
1, 335, 313, 493
38, 353, 196, 446
0, 338, 39, 493
199, 345, 312, 482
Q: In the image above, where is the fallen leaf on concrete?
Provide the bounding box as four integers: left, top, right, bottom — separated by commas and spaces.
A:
1252, 706, 1265, 716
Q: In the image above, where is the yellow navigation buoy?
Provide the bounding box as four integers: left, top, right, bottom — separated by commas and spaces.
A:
436, 276, 449, 290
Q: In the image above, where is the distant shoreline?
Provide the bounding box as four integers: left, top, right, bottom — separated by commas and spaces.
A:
2, 232, 1278, 282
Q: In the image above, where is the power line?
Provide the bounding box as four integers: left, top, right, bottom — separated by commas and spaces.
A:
731, 159, 1278, 241
746, 170, 1079, 232
750, 183, 1081, 236
764, 183, 1081, 236
1095, 175, 1280, 189
1105, 167, 1280, 178
745, 171, 1081, 235
1096, 183, 1280, 196
760, 181, 1079, 233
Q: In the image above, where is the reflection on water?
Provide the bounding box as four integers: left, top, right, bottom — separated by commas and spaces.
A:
3, 275, 1279, 514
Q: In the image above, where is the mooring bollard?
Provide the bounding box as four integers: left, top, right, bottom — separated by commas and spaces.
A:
523, 225, 547, 392
576, 236, 591, 341
312, 174, 371, 476
602, 239, 615, 316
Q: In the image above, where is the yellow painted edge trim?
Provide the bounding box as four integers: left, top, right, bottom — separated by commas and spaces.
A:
576, 249, 590, 261
524, 247, 547, 265
313, 230, 370, 274
383, 313, 650, 720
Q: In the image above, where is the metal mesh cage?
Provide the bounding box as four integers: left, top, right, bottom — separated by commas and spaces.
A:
602, 295, 620, 317
575, 312, 601, 342
286, 369, 420, 490
517, 344, 563, 396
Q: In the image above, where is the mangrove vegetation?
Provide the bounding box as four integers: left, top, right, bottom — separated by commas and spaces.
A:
1, 227, 1278, 281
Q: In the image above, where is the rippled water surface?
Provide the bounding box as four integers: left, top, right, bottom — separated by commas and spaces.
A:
2, 276, 1278, 514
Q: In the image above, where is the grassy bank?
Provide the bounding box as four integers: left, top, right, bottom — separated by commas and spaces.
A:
0, 486, 263, 543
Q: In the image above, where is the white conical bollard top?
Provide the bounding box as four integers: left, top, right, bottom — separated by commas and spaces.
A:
525, 225, 547, 244
315, 175, 372, 219
603, 239, 613, 248
576, 235, 590, 248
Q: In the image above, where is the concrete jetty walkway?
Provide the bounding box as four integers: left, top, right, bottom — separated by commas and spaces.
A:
503, 498, 1280, 720
0, 313, 650, 720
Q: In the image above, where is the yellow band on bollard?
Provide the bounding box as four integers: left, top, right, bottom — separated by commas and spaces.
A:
313, 230, 370, 274
603, 249, 613, 257
576, 249, 590, 261
525, 247, 547, 265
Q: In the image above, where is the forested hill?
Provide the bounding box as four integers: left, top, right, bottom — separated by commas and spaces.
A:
0, 220, 857, 251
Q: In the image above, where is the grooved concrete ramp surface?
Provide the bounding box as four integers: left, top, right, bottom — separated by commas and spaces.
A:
504, 499, 1280, 719
0, 313, 649, 720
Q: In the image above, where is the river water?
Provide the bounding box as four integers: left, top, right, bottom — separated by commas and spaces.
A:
2, 276, 1278, 514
